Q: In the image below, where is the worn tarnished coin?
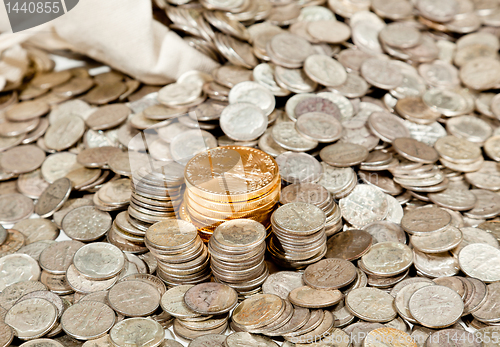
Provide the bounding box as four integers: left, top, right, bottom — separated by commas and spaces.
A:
394, 282, 435, 323
320, 142, 368, 167
62, 206, 112, 242
109, 318, 164, 347
0, 323, 13, 347
86, 104, 130, 131
360, 242, 413, 277
16, 169, 50, 200
346, 288, 397, 323
362, 221, 407, 244
262, 271, 305, 300
39, 240, 84, 274
61, 301, 115, 340
35, 178, 72, 218
413, 250, 459, 278
303, 55, 347, 88
410, 226, 462, 253
401, 206, 451, 235
303, 258, 356, 290
0, 145, 46, 174
408, 285, 464, 328
271, 122, 318, 152
0, 254, 40, 292
184, 283, 238, 315
428, 187, 477, 211
393, 137, 439, 164
161, 285, 201, 319
40, 271, 72, 295
473, 282, 500, 323
458, 243, 500, 283
288, 286, 343, 308
232, 294, 284, 329
107, 280, 160, 317
0, 280, 47, 310
66, 264, 118, 294
295, 112, 343, 143
73, 243, 125, 280
0, 229, 25, 257
325, 230, 373, 261
146, 219, 198, 250
44, 115, 85, 151
13, 219, 59, 245
5, 298, 57, 340
0, 194, 34, 224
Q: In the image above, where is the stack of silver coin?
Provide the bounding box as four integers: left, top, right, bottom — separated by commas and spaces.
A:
128, 164, 185, 231
93, 178, 132, 212
268, 202, 327, 269
208, 219, 268, 299
145, 220, 210, 286
280, 183, 342, 237
109, 211, 149, 253
161, 283, 236, 340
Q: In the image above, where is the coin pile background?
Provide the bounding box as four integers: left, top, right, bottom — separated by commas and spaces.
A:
3, 0, 500, 345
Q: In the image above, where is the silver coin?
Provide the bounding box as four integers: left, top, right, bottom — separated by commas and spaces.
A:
0, 254, 40, 292
408, 285, 464, 328
5, 298, 57, 340
73, 243, 125, 280
109, 318, 164, 347
61, 301, 115, 340
220, 103, 268, 141
62, 206, 112, 242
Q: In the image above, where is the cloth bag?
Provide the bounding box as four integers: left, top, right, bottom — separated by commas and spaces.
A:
0, 0, 219, 84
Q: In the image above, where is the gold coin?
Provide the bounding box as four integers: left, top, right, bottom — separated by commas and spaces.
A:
184, 146, 279, 202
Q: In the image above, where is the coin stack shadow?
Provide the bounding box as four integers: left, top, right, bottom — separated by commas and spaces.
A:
280, 183, 342, 237
180, 146, 281, 242
268, 202, 327, 269
128, 165, 186, 232
208, 220, 269, 300
145, 220, 211, 286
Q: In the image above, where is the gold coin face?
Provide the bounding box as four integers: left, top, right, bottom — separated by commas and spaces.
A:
184, 147, 279, 200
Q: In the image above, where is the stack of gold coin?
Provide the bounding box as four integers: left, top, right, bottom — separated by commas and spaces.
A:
129, 164, 186, 231
268, 202, 327, 269
145, 220, 210, 286
209, 219, 268, 298
280, 183, 342, 237
180, 146, 280, 241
